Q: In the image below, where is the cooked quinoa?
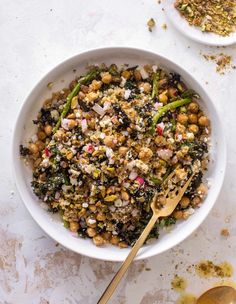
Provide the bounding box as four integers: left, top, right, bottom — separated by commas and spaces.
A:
20, 64, 210, 247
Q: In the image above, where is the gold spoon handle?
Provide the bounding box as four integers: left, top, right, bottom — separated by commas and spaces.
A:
97, 213, 159, 304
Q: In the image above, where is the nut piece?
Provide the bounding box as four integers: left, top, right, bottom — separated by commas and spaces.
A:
139, 147, 153, 161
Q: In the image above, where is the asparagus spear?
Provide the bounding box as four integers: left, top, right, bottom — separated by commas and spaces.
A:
151, 70, 160, 99
151, 98, 191, 134
53, 69, 100, 133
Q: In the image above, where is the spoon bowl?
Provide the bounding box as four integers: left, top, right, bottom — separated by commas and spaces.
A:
197, 286, 236, 304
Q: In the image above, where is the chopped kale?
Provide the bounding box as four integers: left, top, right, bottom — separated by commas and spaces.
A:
19, 145, 30, 156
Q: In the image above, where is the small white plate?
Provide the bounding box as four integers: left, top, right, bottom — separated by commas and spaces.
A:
163, 0, 236, 46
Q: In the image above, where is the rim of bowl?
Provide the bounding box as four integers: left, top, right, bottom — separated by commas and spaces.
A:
12, 46, 227, 261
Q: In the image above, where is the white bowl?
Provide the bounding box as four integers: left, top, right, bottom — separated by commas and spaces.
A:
163, 0, 236, 46
12, 47, 226, 261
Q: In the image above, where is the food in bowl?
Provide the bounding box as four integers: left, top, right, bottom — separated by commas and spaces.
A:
20, 64, 210, 248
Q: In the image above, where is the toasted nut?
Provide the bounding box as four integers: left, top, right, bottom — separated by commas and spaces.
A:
96, 213, 106, 221
71, 96, 78, 109
188, 114, 198, 124
104, 136, 115, 148
177, 113, 188, 125
118, 241, 128, 248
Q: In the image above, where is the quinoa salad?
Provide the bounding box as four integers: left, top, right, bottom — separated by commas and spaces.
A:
20, 64, 210, 248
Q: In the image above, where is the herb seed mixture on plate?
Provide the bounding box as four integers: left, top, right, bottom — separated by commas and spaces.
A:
20, 64, 210, 247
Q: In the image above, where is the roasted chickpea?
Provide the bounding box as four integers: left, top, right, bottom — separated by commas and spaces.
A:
198, 116, 210, 127
96, 213, 106, 221
188, 102, 199, 113
102, 72, 112, 84
91, 80, 102, 91
180, 196, 190, 208
104, 136, 115, 148
44, 125, 52, 136
174, 210, 184, 220
28, 143, 39, 154
188, 114, 198, 124
159, 91, 168, 104
119, 146, 128, 156
197, 183, 208, 196
134, 70, 142, 81
93, 235, 104, 246
118, 241, 128, 248
142, 82, 152, 93
37, 131, 46, 140
177, 113, 188, 125
121, 70, 131, 79
110, 235, 120, 245
188, 124, 199, 134
139, 147, 153, 161
87, 227, 97, 237
35, 140, 45, 151
69, 221, 79, 232
192, 196, 202, 206
121, 191, 129, 201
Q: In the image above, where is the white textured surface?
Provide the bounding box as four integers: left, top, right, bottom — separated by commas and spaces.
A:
0, 1, 236, 303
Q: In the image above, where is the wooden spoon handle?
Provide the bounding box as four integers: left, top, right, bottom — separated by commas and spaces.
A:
97, 214, 159, 304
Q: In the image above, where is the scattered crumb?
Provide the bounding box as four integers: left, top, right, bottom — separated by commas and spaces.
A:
171, 275, 187, 292
161, 23, 167, 30
73, 68, 77, 73
176, 293, 197, 304
201, 53, 233, 74
47, 82, 54, 89
145, 267, 151, 271
225, 216, 231, 223
205, 81, 209, 85
147, 18, 156, 32
196, 260, 234, 278
55, 242, 59, 247
221, 228, 230, 237
157, 0, 161, 4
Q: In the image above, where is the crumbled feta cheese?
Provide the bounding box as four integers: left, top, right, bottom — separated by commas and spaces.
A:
114, 199, 123, 207
51, 109, 59, 120
129, 171, 138, 180
31, 134, 38, 143
82, 203, 89, 208
157, 149, 173, 161
41, 158, 49, 167
124, 89, 131, 100
70, 176, 78, 186
61, 118, 71, 130
87, 218, 96, 225
152, 65, 158, 72
120, 76, 126, 87
186, 132, 194, 140
139, 67, 149, 79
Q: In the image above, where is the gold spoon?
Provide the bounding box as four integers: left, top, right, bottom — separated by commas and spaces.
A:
98, 172, 194, 304
197, 286, 236, 304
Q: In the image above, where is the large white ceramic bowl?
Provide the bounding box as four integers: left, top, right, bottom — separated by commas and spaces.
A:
12, 47, 226, 261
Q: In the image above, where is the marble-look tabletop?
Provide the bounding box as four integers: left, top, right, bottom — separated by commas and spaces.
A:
0, 1, 236, 303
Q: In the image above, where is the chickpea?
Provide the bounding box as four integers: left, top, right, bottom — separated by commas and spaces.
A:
29, 143, 39, 154
180, 196, 190, 208
177, 113, 188, 125
142, 82, 152, 93
68, 119, 76, 130
91, 80, 102, 91
188, 114, 198, 124
139, 147, 153, 161
159, 91, 168, 104
103, 136, 115, 148
78, 91, 85, 100
168, 87, 178, 98
37, 131, 46, 140
69, 221, 79, 232
35, 140, 45, 151
134, 70, 142, 81
121, 191, 129, 201
119, 146, 128, 156
197, 183, 208, 196
44, 125, 52, 136
198, 116, 210, 127
102, 72, 112, 84
176, 123, 186, 134
118, 241, 128, 248
110, 235, 120, 245
96, 213, 106, 221
188, 124, 199, 134
174, 210, 184, 220
93, 235, 104, 246
54, 129, 65, 140
89, 205, 97, 212
101, 232, 111, 241
121, 70, 131, 79
87, 227, 97, 237
71, 96, 78, 109
192, 196, 202, 206
188, 102, 199, 114
86, 92, 98, 102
